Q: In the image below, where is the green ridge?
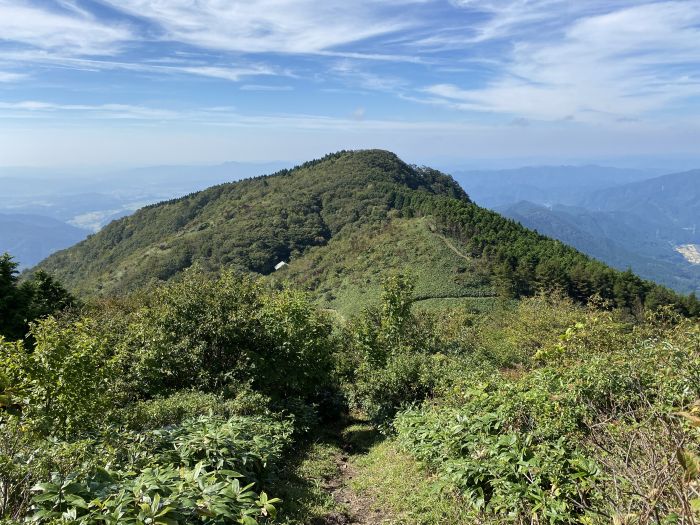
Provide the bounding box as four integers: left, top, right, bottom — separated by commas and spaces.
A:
34, 149, 699, 315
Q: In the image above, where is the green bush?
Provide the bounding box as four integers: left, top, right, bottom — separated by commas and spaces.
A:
116, 389, 273, 431
1, 318, 112, 437
28, 415, 293, 524
0, 270, 338, 522
394, 316, 700, 523
0, 418, 102, 520
108, 269, 336, 402
343, 275, 440, 424
396, 406, 602, 524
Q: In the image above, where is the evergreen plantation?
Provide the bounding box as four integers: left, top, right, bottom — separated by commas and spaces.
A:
1, 149, 699, 524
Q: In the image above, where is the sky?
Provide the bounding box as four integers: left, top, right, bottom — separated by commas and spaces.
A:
1, 0, 700, 168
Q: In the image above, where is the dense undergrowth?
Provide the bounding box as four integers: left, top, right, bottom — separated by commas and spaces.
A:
0, 269, 338, 524
1, 264, 699, 524
338, 276, 699, 523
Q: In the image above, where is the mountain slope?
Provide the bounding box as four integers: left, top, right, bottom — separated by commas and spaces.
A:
36, 150, 466, 297
584, 169, 700, 244
272, 216, 496, 316
0, 213, 88, 269
35, 150, 698, 315
500, 201, 700, 294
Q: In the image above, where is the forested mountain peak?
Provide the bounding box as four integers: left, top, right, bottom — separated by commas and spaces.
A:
34, 150, 466, 295
34, 150, 698, 316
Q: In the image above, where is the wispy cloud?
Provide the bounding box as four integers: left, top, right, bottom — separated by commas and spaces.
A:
0, 98, 485, 132
422, 1, 700, 122
0, 0, 132, 55
0, 100, 180, 119
176, 65, 278, 82
240, 84, 294, 92
433, 1, 642, 47
0, 70, 26, 82
99, 0, 417, 55
331, 60, 408, 92
0, 1, 292, 83
0, 50, 280, 83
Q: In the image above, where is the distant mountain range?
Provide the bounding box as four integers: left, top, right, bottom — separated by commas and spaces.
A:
584, 170, 700, 241
0, 214, 88, 269
494, 169, 700, 294
451, 165, 663, 208
3, 160, 698, 296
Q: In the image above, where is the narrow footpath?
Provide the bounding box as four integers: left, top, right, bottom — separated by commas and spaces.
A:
277, 415, 469, 525
318, 419, 384, 525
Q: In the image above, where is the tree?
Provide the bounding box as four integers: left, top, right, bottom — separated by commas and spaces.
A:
380, 274, 415, 350
22, 270, 75, 322
0, 253, 27, 340
0, 253, 76, 341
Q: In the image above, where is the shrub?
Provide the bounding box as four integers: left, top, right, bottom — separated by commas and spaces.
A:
394, 314, 700, 523
109, 269, 337, 402
1, 318, 112, 437
28, 415, 293, 525
116, 388, 273, 431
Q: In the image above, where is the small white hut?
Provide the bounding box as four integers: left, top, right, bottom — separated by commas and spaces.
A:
274, 261, 288, 271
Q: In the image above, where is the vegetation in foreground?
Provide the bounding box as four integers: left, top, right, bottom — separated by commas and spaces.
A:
1, 268, 338, 524
1, 264, 699, 524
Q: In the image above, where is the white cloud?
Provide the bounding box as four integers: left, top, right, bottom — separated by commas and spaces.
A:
0, 98, 497, 131
240, 84, 294, 91
0, 100, 180, 119
0, 50, 280, 83
331, 60, 407, 92
0, 70, 26, 82
99, 0, 416, 54
176, 65, 278, 82
412, 1, 659, 53
0, 0, 132, 55
423, 1, 700, 122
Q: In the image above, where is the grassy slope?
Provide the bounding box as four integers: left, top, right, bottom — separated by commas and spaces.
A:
272, 216, 496, 317
351, 440, 471, 525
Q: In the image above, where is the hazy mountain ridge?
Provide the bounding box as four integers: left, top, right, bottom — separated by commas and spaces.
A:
584, 169, 700, 242
452, 165, 662, 208
463, 167, 700, 294
0, 161, 290, 263
0, 213, 88, 269
499, 201, 700, 294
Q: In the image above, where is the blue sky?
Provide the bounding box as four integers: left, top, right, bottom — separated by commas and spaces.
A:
1, 0, 699, 167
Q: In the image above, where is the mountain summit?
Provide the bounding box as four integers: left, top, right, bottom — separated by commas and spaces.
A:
35, 150, 698, 315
